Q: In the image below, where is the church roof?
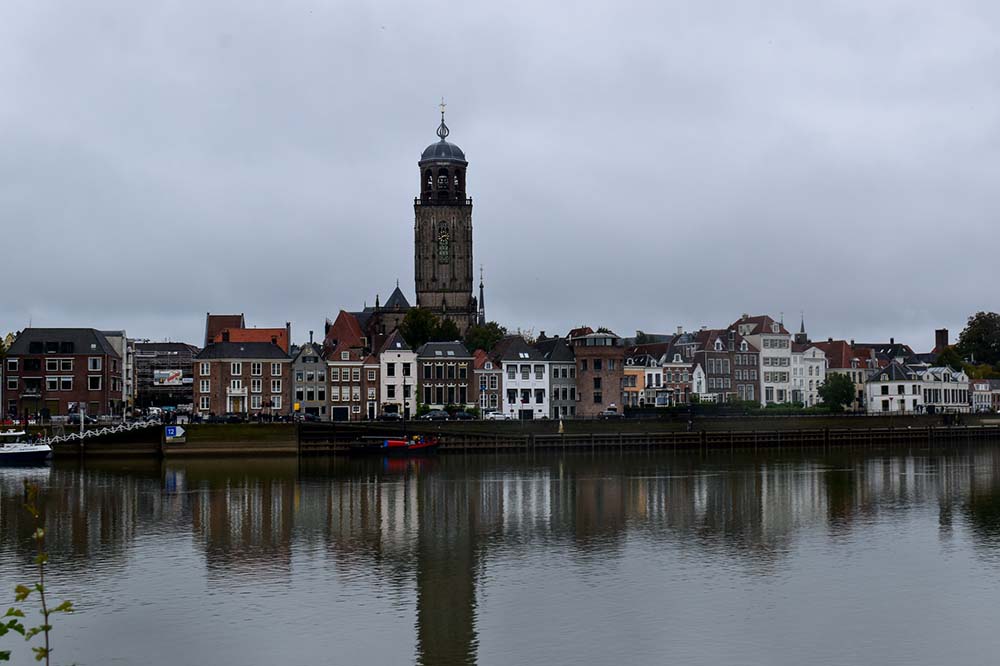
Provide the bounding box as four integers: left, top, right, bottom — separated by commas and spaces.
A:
420, 139, 466, 163
383, 286, 411, 311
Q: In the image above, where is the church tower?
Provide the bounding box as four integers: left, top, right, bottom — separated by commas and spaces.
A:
414, 102, 477, 334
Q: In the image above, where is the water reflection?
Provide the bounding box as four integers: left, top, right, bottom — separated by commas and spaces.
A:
2, 446, 1000, 664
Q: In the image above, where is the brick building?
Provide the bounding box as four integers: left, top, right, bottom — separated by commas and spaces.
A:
569, 328, 625, 417
193, 342, 290, 417
4, 328, 124, 420
472, 348, 502, 415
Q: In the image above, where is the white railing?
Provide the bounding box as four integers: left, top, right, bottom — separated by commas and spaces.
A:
43, 420, 161, 445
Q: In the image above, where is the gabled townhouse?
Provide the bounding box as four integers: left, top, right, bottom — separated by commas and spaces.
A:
732, 314, 792, 406
5, 328, 123, 420
363, 353, 380, 420
536, 336, 576, 418
864, 362, 922, 414
492, 336, 549, 420
472, 349, 502, 415
569, 327, 625, 417
291, 335, 327, 419
971, 379, 993, 413
193, 342, 290, 417
791, 343, 827, 407
416, 341, 474, 411
379, 330, 417, 419
659, 342, 699, 406
914, 366, 970, 414
324, 311, 369, 421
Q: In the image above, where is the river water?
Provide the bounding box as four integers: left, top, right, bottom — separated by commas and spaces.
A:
1, 446, 1000, 665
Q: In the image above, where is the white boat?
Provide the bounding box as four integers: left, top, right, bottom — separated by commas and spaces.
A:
0, 430, 52, 464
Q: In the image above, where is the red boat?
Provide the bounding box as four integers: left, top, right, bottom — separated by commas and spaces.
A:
348, 435, 440, 455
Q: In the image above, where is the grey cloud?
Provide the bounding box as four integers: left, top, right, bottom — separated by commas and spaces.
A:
2, 0, 998, 351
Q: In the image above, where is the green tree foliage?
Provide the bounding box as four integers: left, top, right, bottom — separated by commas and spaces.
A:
432, 318, 460, 343
399, 308, 441, 349
399, 309, 464, 348
935, 346, 965, 371
817, 373, 856, 412
956, 312, 1000, 366
634, 331, 651, 345
463, 321, 507, 353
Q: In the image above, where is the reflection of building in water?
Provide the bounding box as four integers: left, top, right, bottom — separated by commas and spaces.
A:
8, 449, 1000, 661
189, 473, 296, 575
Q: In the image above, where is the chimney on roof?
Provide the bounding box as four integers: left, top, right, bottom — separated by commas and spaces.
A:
286, 322, 292, 352
676, 325, 683, 336
890, 337, 895, 346
222, 330, 230, 342
828, 337, 833, 343
309, 330, 314, 344
935, 328, 949, 351
850, 339, 855, 348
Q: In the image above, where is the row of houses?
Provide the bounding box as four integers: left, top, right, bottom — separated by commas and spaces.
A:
3, 311, 998, 421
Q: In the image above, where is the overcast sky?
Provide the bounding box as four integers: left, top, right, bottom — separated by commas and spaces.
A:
2, 0, 997, 351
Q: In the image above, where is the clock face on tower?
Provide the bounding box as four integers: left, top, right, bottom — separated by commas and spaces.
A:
437, 223, 450, 264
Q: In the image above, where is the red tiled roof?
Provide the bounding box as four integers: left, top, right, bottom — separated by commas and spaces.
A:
213, 327, 289, 353
323, 311, 364, 352
730, 315, 790, 336
205, 313, 244, 347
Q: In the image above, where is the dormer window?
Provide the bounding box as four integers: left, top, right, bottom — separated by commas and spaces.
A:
771, 323, 779, 333
881, 374, 888, 381
740, 341, 748, 351
673, 354, 681, 363
340, 352, 349, 360
714, 340, 723, 351
485, 362, 492, 370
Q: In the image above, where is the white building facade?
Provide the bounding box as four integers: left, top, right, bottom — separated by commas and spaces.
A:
378, 331, 417, 418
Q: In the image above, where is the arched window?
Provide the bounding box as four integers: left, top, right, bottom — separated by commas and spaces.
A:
437, 168, 449, 189
424, 170, 432, 190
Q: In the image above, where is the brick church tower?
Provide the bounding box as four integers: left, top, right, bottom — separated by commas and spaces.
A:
414, 102, 481, 334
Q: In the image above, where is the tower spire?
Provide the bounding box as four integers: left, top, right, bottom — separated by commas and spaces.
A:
437, 97, 450, 140
478, 265, 486, 326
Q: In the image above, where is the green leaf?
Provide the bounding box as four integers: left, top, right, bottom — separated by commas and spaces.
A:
52, 601, 73, 613
13, 586, 30, 602
7, 620, 25, 635
31, 645, 48, 661
2, 609, 24, 618
32, 528, 44, 541
24, 626, 42, 640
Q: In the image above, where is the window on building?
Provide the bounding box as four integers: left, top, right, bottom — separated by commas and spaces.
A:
386, 363, 396, 377
60, 377, 72, 391
507, 366, 516, 380
6, 359, 17, 373
271, 379, 282, 393
6, 377, 17, 391
296, 388, 305, 401
199, 396, 210, 411
387, 385, 396, 399
231, 379, 243, 391
580, 360, 587, 372
251, 362, 262, 376
271, 363, 281, 376
402, 363, 411, 376
352, 369, 360, 382
88, 357, 102, 371
251, 378, 262, 393
593, 377, 602, 390
367, 369, 376, 382
489, 375, 498, 390
535, 389, 544, 404
230, 362, 242, 376
200, 379, 210, 393
593, 391, 602, 403
341, 352, 350, 361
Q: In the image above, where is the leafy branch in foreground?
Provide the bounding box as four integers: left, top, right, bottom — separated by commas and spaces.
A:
0, 482, 74, 664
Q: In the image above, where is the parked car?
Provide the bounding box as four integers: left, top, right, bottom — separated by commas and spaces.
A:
484, 411, 511, 421
450, 411, 475, 421
419, 410, 450, 421
379, 412, 404, 421
599, 408, 625, 420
